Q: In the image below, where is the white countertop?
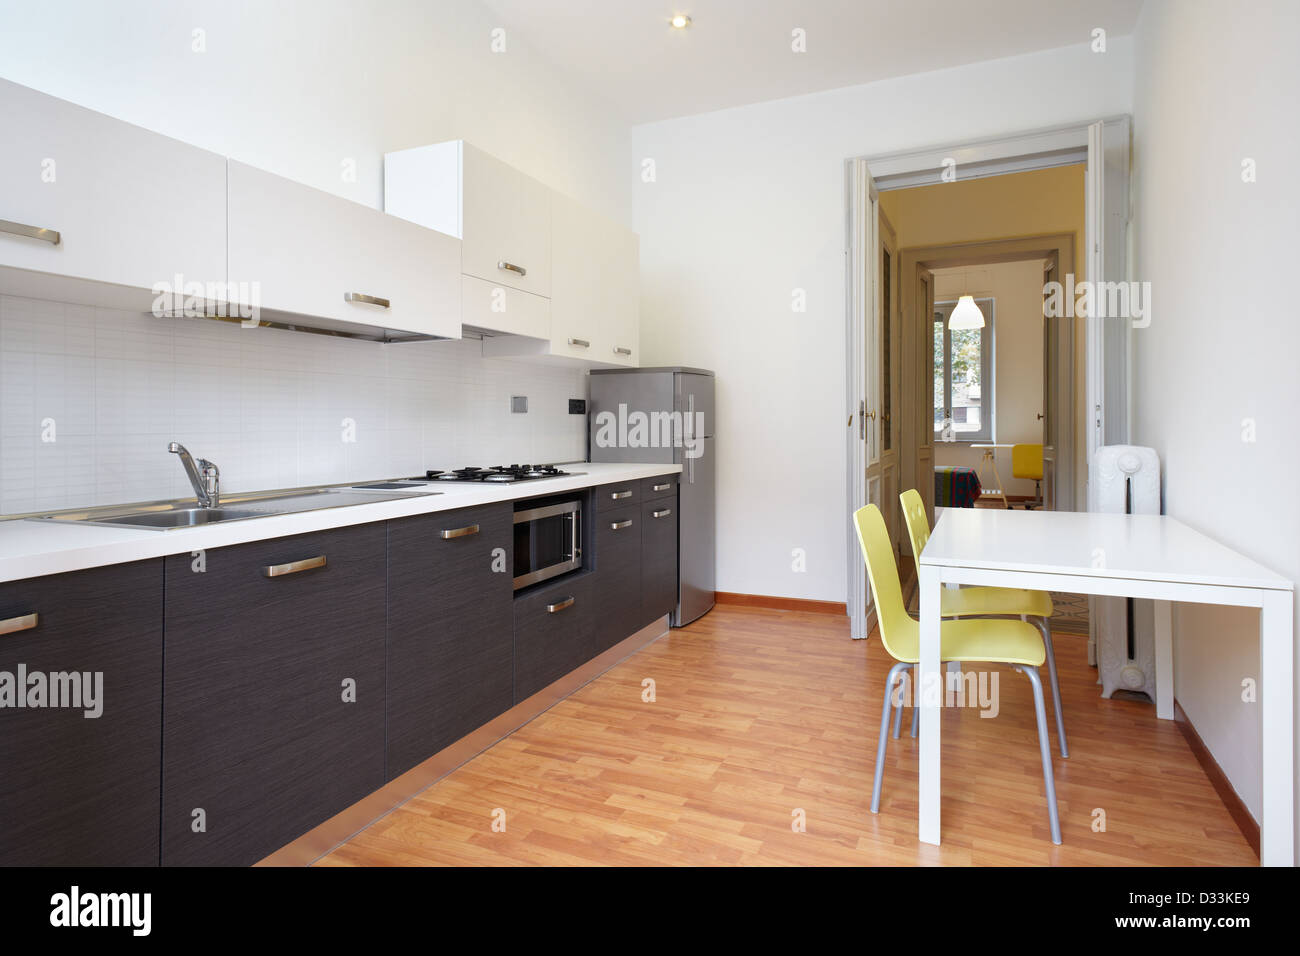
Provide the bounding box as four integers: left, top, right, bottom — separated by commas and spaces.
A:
0, 462, 681, 584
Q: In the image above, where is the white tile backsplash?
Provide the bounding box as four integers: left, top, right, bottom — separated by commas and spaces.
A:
0, 294, 589, 514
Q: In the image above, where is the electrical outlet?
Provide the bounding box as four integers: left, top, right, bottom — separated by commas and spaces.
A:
569, 399, 586, 414
511, 395, 528, 414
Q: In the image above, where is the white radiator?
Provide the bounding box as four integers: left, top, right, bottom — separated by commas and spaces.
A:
1092, 445, 1160, 702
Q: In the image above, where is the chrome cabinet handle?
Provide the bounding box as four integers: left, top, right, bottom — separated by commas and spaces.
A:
439, 524, 480, 540
0, 613, 38, 637
567, 337, 590, 348
547, 596, 575, 613
652, 508, 672, 519
610, 490, 632, 500
652, 482, 672, 492
609, 519, 632, 530
498, 261, 527, 277
613, 346, 632, 356
263, 555, 327, 578
344, 292, 391, 309
0, 219, 60, 246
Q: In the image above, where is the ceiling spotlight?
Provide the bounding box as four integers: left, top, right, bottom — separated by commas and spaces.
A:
670, 14, 692, 29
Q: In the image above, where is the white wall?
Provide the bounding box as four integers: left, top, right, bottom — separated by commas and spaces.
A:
1130, 0, 1300, 834
0, 294, 588, 515
933, 260, 1046, 498
0, 0, 631, 224
633, 41, 1133, 602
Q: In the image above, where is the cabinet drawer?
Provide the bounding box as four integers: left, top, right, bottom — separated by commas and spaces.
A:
514, 573, 594, 703
161, 521, 387, 866
595, 481, 640, 512
641, 475, 678, 501
387, 503, 514, 779
641, 497, 678, 625
0, 560, 163, 866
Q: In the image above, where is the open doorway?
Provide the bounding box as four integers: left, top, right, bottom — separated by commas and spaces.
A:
844, 120, 1131, 644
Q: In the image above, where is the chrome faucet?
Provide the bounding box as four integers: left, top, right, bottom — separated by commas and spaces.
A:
168, 442, 220, 509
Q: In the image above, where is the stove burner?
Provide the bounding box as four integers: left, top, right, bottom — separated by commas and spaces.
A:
415, 464, 573, 483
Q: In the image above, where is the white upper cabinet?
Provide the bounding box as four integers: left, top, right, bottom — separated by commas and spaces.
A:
227, 160, 461, 340
385, 140, 552, 300
550, 191, 639, 366
0, 77, 225, 295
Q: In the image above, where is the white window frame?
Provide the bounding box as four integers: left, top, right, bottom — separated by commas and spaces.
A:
932, 297, 995, 443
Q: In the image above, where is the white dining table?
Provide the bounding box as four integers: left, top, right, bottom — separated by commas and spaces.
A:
917, 507, 1295, 865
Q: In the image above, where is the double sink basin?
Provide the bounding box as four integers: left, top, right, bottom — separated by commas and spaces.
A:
34, 484, 441, 531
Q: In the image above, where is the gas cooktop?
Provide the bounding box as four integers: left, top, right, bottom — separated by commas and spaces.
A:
407, 465, 582, 484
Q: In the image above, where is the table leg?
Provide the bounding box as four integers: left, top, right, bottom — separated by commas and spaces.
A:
918, 564, 943, 845
989, 453, 1010, 509
1260, 589, 1295, 866
1154, 600, 1173, 720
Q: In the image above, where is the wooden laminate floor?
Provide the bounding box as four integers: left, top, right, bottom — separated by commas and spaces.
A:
319, 605, 1257, 866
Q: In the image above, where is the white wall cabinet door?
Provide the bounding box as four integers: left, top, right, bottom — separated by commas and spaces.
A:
385, 141, 551, 300
551, 192, 639, 366
461, 274, 550, 340
599, 224, 640, 367
227, 160, 460, 339
0, 78, 225, 294
460, 144, 551, 299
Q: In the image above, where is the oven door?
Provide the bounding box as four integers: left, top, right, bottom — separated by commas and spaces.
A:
513, 501, 581, 590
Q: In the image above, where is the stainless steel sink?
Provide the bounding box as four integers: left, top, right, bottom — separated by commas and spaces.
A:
91, 508, 266, 529
27, 483, 442, 531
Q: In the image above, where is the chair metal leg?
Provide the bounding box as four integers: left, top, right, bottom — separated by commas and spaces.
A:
873, 662, 911, 814
891, 673, 905, 739
1017, 664, 1062, 845
910, 698, 919, 738
1033, 616, 1069, 757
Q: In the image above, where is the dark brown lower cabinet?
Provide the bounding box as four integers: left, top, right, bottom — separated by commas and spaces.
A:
386, 503, 514, 779
641, 494, 678, 626
161, 522, 386, 866
0, 559, 163, 866
514, 572, 594, 703
592, 506, 642, 654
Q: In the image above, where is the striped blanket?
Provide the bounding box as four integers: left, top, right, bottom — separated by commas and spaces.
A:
934, 466, 982, 508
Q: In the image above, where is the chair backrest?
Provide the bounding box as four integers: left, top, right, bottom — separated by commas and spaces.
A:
1012, 443, 1044, 480
899, 488, 930, 561
852, 504, 917, 661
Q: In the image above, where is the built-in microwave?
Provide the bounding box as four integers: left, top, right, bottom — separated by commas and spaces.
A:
513, 499, 581, 590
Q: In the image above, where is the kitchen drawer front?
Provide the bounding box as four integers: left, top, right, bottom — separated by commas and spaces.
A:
594, 480, 640, 513
461, 273, 550, 339
0, 559, 163, 866
514, 573, 594, 703
641, 474, 678, 501
387, 503, 514, 779
640, 497, 678, 626
227, 159, 461, 339
0, 78, 226, 296
593, 506, 643, 654
161, 521, 387, 867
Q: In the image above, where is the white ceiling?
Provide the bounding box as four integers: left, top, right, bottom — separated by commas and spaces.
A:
480, 0, 1143, 125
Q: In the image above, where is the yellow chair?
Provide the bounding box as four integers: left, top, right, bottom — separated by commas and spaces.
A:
899, 488, 1067, 758
1012, 443, 1044, 509
854, 503, 1061, 844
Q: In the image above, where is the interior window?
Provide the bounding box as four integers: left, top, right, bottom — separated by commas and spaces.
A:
933, 298, 994, 442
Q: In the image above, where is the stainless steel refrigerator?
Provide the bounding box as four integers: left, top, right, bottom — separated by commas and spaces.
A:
588, 367, 715, 626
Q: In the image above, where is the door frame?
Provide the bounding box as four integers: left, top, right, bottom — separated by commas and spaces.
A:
899, 235, 1076, 529
845, 118, 1130, 625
